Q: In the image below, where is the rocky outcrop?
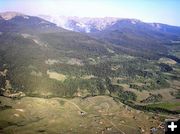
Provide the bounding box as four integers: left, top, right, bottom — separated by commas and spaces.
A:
2, 90, 25, 98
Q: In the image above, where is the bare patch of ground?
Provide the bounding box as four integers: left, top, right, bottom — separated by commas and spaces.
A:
82, 75, 96, 79
67, 58, 84, 66
47, 70, 66, 81
159, 58, 177, 65
21, 33, 48, 47
106, 47, 115, 53
45, 59, 59, 65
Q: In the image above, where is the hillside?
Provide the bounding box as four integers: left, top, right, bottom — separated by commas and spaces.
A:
0, 12, 116, 97
0, 12, 180, 134
39, 15, 180, 59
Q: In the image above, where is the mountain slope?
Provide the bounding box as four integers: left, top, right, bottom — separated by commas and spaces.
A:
0, 12, 117, 97
39, 15, 180, 57
0, 12, 66, 33
38, 15, 120, 32
0, 12, 180, 106
38, 15, 180, 35
91, 19, 180, 45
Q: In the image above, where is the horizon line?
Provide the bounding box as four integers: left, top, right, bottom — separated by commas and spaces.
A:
0, 10, 180, 27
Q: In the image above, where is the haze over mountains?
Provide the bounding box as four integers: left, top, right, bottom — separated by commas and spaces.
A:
39, 15, 180, 35
38, 13, 180, 58
0, 11, 180, 65
1, 12, 180, 37
0, 12, 179, 57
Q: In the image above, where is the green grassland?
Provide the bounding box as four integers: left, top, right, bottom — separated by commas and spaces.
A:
147, 102, 180, 112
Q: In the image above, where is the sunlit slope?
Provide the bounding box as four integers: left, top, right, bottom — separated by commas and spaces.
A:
0, 96, 165, 134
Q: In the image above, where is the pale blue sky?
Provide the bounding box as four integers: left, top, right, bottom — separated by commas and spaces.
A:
0, 0, 180, 26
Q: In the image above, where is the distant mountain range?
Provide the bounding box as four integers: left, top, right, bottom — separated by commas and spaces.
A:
38, 15, 180, 35
38, 15, 121, 33
0, 11, 180, 59
38, 15, 180, 54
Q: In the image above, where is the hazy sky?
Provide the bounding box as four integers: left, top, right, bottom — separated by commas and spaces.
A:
0, 0, 180, 26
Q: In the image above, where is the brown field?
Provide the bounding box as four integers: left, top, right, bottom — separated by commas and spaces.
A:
0, 96, 169, 134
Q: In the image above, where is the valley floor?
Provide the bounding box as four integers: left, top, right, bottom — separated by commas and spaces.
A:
0, 95, 174, 134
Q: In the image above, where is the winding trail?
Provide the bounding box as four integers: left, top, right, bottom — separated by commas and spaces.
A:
100, 101, 138, 133
53, 98, 87, 113
55, 97, 126, 133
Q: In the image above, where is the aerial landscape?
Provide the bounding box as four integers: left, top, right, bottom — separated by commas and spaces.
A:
0, 0, 180, 134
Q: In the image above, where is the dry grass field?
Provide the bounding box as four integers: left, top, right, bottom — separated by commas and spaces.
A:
0, 96, 171, 134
